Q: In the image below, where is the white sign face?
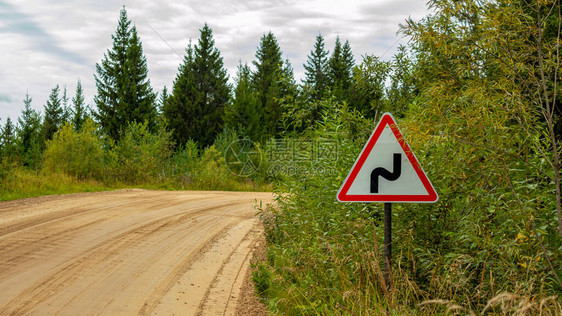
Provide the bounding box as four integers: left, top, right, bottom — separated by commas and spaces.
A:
337, 113, 438, 203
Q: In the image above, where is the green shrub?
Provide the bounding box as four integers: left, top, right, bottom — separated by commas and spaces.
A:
252, 263, 272, 298
106, 121, 173, 184
0, 160, 12, 182
43, 119, 104, 179
189, 145, 235, 189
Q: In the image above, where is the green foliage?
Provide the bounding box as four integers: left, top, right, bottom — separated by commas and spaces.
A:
43, 119, 104, 180
106, 121, 173, 184
43, 85, 63, 142
158, 86, 168, 115
191, 24, 231, 147
399, 0, 562, 301
224, 63, 262, 141
350, 55, 391, 117
61, 85, 70, 124
1, 117, 18, 163
256, 0, 561, 314
258, 102, 396, 314
328, 37, 355, 101
5, 4, 560, 313
17, 93, 43, 169
71, 80, 87, 132
252, 263, 272, 298
190, 145, 230, 189
0, 164, 108, 201
280, 85, 324, 134
387, 45, 416, 117
252, 32, 296, 140
303, 33, 330, 100
164, 42, 198, 149
165, 24, 230, 148
281, 90, 364, 137
94, 6, 156, 141
169, 139, 199, 177
0, 160, 12, 184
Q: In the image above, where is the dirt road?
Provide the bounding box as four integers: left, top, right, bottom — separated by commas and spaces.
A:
0, 189, 273, 315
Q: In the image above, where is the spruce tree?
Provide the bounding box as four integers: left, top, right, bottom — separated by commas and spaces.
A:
165, 24, 230, 148
192, 23, 230, 147
342, 40, 355, 78
252, 32, 294, 139
225, 63, 261, 140
43, 85, 63, 141
303, 33, 329, 100
61, 85, 71, 123
328, 37, 354, 100
159, 86, 168, 113
94, 6, 156, 140
164, 43, 198, 148
1, 117, 18, 162
72, 80, 87, 131
17, 93, 42, 168
125, 28, 157, 127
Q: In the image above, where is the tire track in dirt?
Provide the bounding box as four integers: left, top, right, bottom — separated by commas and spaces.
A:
0, 196, 226, 285
195, 225, 262, 315
0, 203, 232, 315
0, 190, 272, 315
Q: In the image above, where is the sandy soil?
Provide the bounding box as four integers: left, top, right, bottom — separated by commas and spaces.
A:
0, 189, 272, 315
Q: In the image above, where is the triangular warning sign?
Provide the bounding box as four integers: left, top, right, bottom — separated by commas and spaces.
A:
337, 113, 438, 203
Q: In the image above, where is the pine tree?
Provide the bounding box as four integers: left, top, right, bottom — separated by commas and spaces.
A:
165, 24, 230, 148
159, 86, 168, 113
1, 117, 18, 162
342, 40, 355, 78
17, 93, 42, 168
328, 37, 354, 100
72, 80, 87, 131
94, 6, 156, 140
125, 27, 157, 127
43, 85, 63, 141
303, 33, 329, 100
252, 32, 295, 139
280, 58, 298, 102
225, 63, 261, 140
164, 43, 198, 148
61, 85, 71, 123
192, 23, 230, 147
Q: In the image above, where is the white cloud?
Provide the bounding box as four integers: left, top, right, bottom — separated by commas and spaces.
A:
0, 0, 429, 121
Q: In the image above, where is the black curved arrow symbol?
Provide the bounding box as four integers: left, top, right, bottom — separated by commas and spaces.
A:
370, 153, 402, 193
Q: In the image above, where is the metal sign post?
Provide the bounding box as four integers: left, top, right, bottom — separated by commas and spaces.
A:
383, 202, 392, 289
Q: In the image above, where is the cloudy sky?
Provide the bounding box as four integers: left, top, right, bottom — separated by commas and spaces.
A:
0, 0, 429, 122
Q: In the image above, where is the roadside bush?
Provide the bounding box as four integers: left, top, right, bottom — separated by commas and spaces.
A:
0, 160, 13, 183
43, 119, 104, 179
186, 145, 238, 190
106, 121, 173, 184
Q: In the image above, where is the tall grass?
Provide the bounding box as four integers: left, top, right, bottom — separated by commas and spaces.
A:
0, 164, 110, 201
